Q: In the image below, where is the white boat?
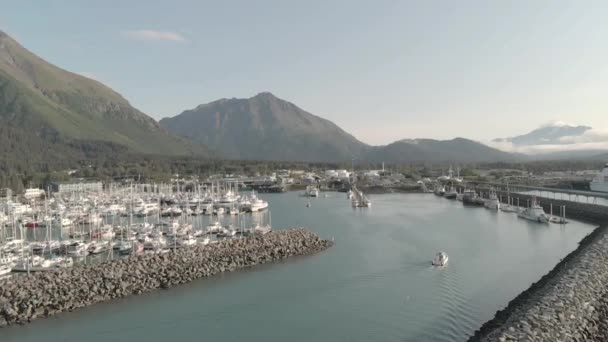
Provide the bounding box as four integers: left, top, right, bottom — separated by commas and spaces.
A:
144, 236, 167, 250
43, 256, 73, 268
67, 241, 90, 257
205, 221, 222, 234
217, 227, 237, 238
214, 207, 225, 215
174, 235, 198, 247
88, 241, 110, 254
432, 251, 449, 266
253, 224, 272, 235
11, 255, 45, 272
517, 197, 549, 223
500, 203, 517, 213
249, 193, 269, 212
55, 217, 73, 227
484, 190, 500, 210
0, 262, 11, 276
304, 185, 319, 197
590, 163, 608, 193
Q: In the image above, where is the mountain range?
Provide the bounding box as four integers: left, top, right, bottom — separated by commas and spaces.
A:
160, 93, 517, 163
1, 29, 604, 168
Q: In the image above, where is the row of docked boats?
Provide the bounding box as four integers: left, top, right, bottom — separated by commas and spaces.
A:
434, 185, 558, 223
0, 183, 274, 276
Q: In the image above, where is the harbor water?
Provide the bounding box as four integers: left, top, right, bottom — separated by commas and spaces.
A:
0, 193, 595, 342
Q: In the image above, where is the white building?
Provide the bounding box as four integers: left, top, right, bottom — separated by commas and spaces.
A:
23, 188, 45, 199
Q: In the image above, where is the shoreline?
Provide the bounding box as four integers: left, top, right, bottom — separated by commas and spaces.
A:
468, 223, 608, 341
0, 229, 333, 328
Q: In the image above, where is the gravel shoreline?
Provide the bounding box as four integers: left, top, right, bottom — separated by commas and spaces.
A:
468, 224, 608, 341
0, 229, 332, 328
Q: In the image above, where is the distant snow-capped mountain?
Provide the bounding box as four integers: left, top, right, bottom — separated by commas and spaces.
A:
493, 122, 592, 146
491, 122, 608, 158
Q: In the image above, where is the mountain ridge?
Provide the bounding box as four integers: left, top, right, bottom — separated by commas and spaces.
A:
0, 29, 206, 157
161, 93, 517, 163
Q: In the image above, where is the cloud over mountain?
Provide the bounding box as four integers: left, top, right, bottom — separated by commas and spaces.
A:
122, 30, 186, 42
490, 121, 608, 154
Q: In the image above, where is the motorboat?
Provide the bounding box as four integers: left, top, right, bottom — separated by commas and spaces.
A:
590, 162, 608, 193
517, 197, 549, 223
432, 251, 449, 266
484, 190, 500, 210
462, 190, 483, 206
206, 221, 223, 234
88, 241, 110, 254
443, 187, 458, 200
173, 235, 198, 247
249, 193, 269, 212
253, 224, 272, 235
67, 241, 90, 257
216, 227, 237, 238
304, 185, 320, 197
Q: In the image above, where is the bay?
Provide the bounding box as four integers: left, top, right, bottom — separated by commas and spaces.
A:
0, 193, 595, 342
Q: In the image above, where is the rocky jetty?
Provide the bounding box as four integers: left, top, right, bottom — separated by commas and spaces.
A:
0, 229, 332, 327
469, 225, 608, 341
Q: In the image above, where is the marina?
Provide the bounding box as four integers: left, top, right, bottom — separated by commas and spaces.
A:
0, 192, 595, 342
0, 184, 272, 274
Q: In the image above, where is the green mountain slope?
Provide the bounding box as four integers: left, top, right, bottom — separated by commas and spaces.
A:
160, 92, 369, 162
0, 30, 205, 156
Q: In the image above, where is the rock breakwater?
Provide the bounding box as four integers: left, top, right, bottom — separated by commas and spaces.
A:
469, 224, 608, 341
0, 229, 332, 328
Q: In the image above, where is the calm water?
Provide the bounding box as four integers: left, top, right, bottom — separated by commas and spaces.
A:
0, 193, 595, 342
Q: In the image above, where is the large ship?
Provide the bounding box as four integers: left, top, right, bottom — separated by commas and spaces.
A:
590, 163, 608, 193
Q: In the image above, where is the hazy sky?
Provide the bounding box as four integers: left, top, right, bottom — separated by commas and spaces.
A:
1, 1, 607, 145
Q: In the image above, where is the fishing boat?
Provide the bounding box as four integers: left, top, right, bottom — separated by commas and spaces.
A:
484, 190, 500, 210
434, 185, 446, 196
249, 193, 269, 212
432, 251, 449, 266
462, 190, 483, 206
443, 187, 458, 200
517, 197, 549, 223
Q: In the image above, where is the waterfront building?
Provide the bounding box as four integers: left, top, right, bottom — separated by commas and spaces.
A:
49, 181, 103, 193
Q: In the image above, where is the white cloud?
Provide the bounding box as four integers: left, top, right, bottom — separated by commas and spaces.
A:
122, 30, 186, 42
487, 128, 608, 154
539, 120, 572, 128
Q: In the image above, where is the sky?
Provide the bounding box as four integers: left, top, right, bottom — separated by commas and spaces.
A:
1, 0, 607, 146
